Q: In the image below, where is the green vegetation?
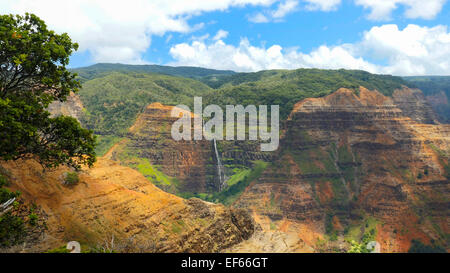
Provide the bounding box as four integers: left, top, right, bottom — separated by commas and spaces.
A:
64, 172, 80, 186
78, 72, 213, 135
133, 158, 177, 188
204, 69, 410, 119
72, 63, 235, 83
270, 222, 277, 230
404, 76, 450, 97
45, 245, 71, 253
325, 213, 338, 241
290, 148, 326, 174
171, 220, 185, 234
113, 144, 181, 192
337, 145, 353, 164
181, 161, 268, 205
95, 135, 123, 156
285, 142, 352, 206
346, 217, 379, 253
69, 65, 415, 180
211, 160, 268, 205
226, 168, 252, 187
74, 65, 412, 145
408, 239, 446, 253
0, 173, 24, 247
0, 13, 96, 170
28, 212, 38, 226
445, 163, 450, 180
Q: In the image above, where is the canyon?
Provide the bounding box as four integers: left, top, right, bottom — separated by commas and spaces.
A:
232, 87, 449, 252
0, 158, 255, 252
3, 67, 449, 253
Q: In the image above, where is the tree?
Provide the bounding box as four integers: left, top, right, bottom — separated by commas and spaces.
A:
0, 13, 96, 170
408, 239, 446, 253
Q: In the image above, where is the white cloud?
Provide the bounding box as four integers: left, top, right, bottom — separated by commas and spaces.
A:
248, 12, 270, 23
0, 0, 275, 63
169, 38, 377, 72
213, 30, 229, 40
304, 0, 341, 11
248, 0, 341, 23
355, 0, 447, 20
272, 0, 299, 18
248, 0, 299, 23
170, 24, 450, 75
3, 0, 448, 75
358, 24, 450, 75
248, 0, 446, 23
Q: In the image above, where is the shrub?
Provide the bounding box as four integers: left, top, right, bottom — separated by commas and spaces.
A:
45, 245, 70, 253
28, 213, 38, 226
329, 232, 338, 241
0, 175, 45, 248
64, 172, 80, 186
0, 174, 25, 247
408, 239, 446, 253
325, 213, 334, 235
0, 213, 25, 247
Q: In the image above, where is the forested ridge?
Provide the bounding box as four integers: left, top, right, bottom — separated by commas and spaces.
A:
75, 65, 412, 138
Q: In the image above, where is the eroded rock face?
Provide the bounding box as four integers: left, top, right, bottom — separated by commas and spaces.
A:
47, 92, 85, 122
392, 87, 439, 124
105, 103, 219, 193
425, 91, 450, 123
1, 158, 255, 253
106, 103, 274, 193
233, 87, 450, 252
42, 86, 449, 253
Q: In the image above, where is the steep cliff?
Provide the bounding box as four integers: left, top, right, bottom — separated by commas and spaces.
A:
392, 87, 439, 124
0, 158, 255, 253
403, 76, 450, 123
104, 102, 220, 193
232, 87, 449, 252
105, 103, 273, 195
47, 92, 85, 122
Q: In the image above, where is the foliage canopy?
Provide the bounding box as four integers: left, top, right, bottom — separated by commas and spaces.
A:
0, 13, 96, 170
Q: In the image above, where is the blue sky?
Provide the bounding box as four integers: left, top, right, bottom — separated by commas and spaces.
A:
150, 1, 450, 65
2, 0, 450, 75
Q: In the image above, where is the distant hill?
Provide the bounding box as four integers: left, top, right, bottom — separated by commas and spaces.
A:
71, 63, 235, 82
77, 72, 213, 136
203, 69, 411, 119
68, 66, 417, 154
75, 67, 412, 134
403, 76, 450, 97
404, 76, 450, 123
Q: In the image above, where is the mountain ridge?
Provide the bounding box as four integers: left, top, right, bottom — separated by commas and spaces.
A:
71, 63, 236, 82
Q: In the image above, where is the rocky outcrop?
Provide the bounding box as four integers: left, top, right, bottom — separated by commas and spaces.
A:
220, 140, 274, 168
47, 92, 85, 122
234, 87, 450, 252
0, 158, 255, 253
106, 103, 273, 194
105, 103, 219, 193
425, 91, 450, 123
392, 87, 439, 124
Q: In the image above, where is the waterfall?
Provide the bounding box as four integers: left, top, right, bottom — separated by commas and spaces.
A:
213, 138, 227, 191
332, 145, 350, 196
